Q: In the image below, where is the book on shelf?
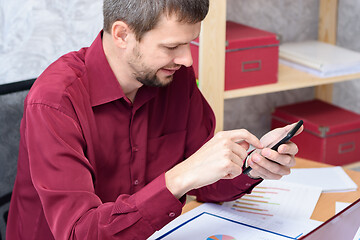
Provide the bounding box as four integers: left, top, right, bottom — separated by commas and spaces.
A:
279, 40, 360, 78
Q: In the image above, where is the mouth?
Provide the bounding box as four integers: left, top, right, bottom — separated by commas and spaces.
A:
160, 66, 181, 75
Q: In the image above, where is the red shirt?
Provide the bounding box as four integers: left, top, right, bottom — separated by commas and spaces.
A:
7, 32, 261, 240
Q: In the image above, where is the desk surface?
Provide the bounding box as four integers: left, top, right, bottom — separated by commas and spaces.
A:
183, 158, 360, 222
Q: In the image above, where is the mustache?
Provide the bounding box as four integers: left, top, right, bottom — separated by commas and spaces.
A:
163, 64, 181, 69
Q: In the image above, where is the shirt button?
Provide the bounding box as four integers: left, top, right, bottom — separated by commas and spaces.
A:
169, 212, 176, 218
134, 179, 139, 186
132, 147, 139, 152
245, 183, 251, 187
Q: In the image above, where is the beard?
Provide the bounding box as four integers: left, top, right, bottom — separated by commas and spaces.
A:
127, 44, 177, 87
135, 69, 172, 87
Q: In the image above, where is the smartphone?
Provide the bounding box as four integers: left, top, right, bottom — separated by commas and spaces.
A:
243, 120, 303, 175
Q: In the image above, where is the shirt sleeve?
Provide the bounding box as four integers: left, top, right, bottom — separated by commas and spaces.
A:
184, 68, 262, 203
25, 103, 183, 240
189, 174, 262, 203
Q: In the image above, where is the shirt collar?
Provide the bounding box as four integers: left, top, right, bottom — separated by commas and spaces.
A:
85, 31, 161, 108
85, 31, 125, 107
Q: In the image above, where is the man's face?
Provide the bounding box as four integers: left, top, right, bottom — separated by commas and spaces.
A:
126, 15, 201, 87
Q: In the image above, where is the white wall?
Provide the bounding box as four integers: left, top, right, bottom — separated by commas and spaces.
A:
0, 0, 103, 84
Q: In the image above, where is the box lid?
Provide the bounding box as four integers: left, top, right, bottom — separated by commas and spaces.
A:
191, 21, 279, 50
225, 21, 279, 50
272, 100, 360, 137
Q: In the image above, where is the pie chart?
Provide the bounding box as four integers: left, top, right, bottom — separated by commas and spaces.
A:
207, 235, 236, 240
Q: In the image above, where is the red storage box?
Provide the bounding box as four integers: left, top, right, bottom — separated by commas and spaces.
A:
190, 21, 279, 90
271, 99, 360, 165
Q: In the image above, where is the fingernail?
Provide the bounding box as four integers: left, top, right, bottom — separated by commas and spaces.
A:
280, 145, 287, 153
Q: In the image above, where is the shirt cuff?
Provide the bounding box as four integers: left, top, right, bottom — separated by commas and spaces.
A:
134, 173, 183, 231
243, 150, 262, 180
232, 173, 263, 195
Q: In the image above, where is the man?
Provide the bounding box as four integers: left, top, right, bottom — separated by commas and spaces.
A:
7, 0, 301, 239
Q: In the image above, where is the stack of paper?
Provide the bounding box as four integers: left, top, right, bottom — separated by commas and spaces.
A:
280, 167, 358, 192
279, 41, 360, 77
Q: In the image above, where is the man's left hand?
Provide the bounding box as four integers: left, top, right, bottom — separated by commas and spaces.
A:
246, 123, 303, 179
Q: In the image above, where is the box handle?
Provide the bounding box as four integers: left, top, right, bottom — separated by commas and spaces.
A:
242, 60, 262, 72
338, 142, 356, 154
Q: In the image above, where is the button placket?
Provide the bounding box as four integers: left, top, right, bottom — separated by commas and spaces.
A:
129, 102, 148, 193
129, 106, 138, 191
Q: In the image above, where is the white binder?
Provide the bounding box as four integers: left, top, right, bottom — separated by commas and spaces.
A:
279, 40, 360, 77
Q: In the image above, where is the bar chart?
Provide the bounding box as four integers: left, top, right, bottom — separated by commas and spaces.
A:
223, 180, 322, 220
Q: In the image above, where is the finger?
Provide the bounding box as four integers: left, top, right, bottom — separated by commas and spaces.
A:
219, 152, 243, 179
294, 125, 304, 136
211, 134, 250, 161
225, 156, 243, 179
236, 140, 250, 152
283, 121, 304, 137
231, 141, 250, 161
261, 148, 296, 168
277, 141, 299, 156
250, 152, 292, 176
225, 129, 263, 149
247, 157, 283, 180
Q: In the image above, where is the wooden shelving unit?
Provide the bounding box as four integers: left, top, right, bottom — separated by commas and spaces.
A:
198, 0, 360, 132
224, 64, 360, 99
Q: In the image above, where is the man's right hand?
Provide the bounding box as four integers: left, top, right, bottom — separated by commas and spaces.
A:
165, 129, 263, 199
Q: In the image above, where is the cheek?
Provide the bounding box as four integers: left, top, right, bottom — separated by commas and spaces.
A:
143, 47, 174, 66
147, 56, 173, 71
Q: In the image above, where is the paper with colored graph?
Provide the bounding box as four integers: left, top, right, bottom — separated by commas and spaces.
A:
222, 180, 322, 220
149, 180, 322, 239
148, 202, 322, 240
151, 210, 295, 239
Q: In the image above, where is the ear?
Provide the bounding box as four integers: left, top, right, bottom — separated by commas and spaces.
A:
111, 21, 131, 48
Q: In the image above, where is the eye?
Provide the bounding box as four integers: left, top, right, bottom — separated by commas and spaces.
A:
166, 45, 179, 50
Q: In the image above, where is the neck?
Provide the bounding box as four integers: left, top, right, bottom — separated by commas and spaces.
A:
102, 32, 142, 101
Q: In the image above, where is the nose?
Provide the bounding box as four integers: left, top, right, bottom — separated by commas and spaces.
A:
174, 44, 193, 67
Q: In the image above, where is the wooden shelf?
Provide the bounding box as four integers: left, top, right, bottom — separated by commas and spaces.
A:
224, 64, 360, 99
200, 0, 344, 131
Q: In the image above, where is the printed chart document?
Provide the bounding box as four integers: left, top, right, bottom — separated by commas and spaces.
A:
222, 180, 322, 220
149, 203, 321, 240
280, 167, 358, 192
279, 40, 360, 77
149, 180, 323, 240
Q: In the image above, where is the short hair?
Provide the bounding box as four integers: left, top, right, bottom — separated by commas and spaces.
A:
103, 0, 209, 41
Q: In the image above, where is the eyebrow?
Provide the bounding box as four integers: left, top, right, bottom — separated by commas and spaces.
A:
160, 35, 200, 47
160, 42, 188, 47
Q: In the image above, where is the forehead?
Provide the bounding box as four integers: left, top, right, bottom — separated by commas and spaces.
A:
141, 14, 202, 45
